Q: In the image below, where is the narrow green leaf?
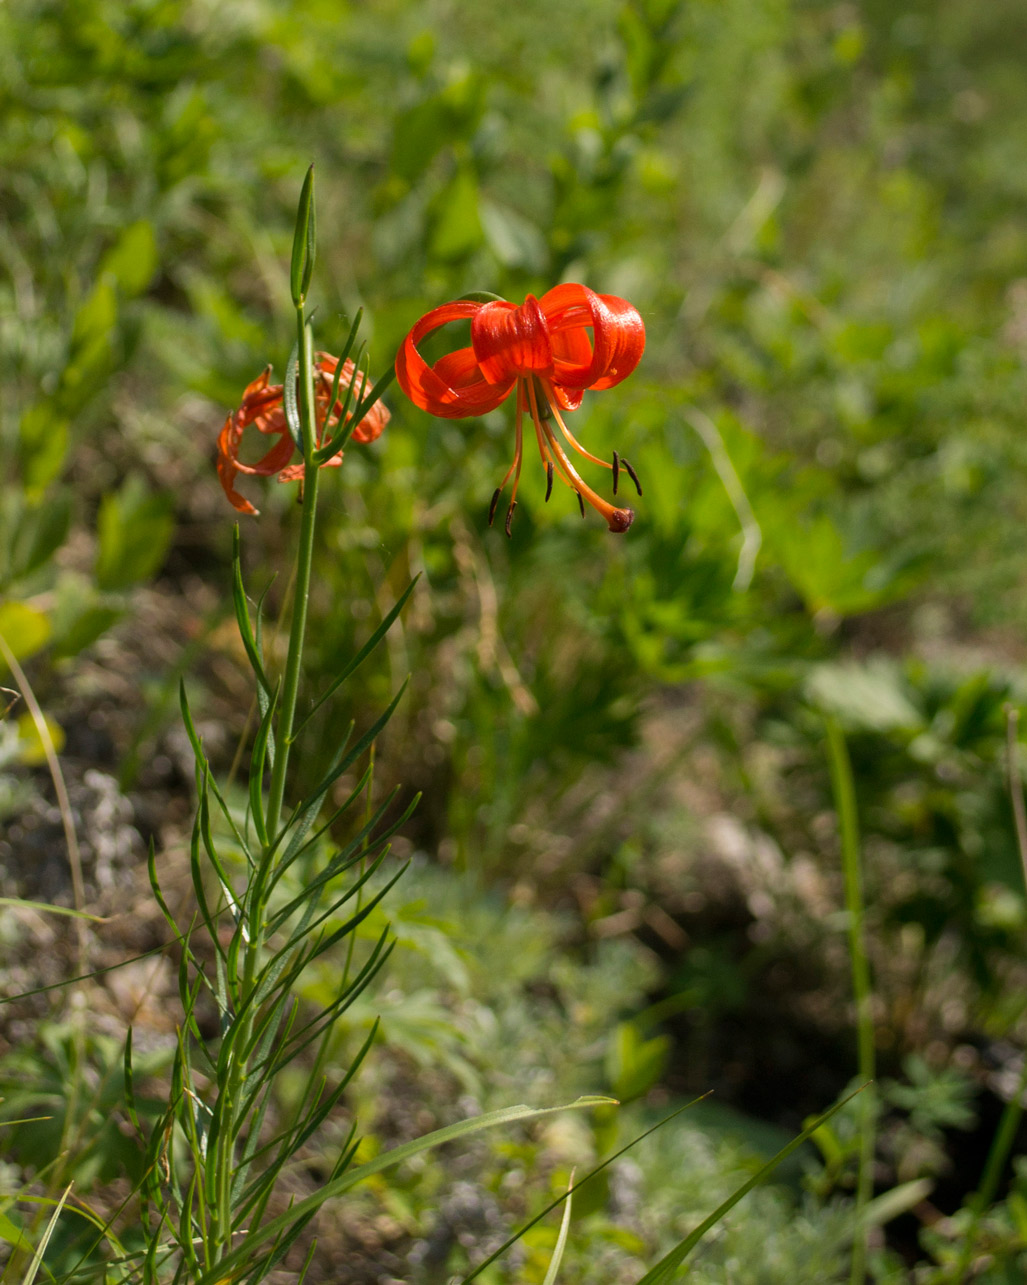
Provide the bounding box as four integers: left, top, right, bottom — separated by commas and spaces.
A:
294, 578, 419, 736
248, 680, 280, 848
283, 341, 302, 452
20, 1182, 72, 1285
268, 789, 399, 931
290, 165, 315, 305
313, 346, 366, 462
351, 364, 396, 426
179, 677, 253, 860
322, 311, 364, 428
542, 1177, 574, 1285
188, 794, 227, 964
122, 1029, 141, 1134
269, 934, 395, 1073
292, 679, 408, 801
273, 751, 364, 878
301, 862, 408, 963
461, 1097, 705, 1283
196, 1097, 616, 1284
0, 898, 104, 922
231, 527, 273, 698
302, 172, 316, 297
633, 1088, 863, 1284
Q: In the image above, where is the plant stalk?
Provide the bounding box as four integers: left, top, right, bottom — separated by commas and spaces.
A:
212, 304, 321, 1260
825, 716, 875, 1285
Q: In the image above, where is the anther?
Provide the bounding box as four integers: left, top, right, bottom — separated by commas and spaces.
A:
612, 451, 620, 495
488, 488, 502, 526
505, 501, 517, 537
545, 462, 554, 503
575, 491, 585, 518
621, 457, 642, 496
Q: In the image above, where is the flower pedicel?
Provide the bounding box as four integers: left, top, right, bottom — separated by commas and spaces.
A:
395, 284, 645, 534
217, 353, 389, 515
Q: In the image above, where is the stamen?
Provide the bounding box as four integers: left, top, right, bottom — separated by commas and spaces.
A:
621, 457, 642, 496
576, 491, 585, 518
526, 377, 635, 532
488, 488, 502, 526
505, 501, 517, 537
532, 376, 552, 419
545, 462, 554, 502
542, 382, 612, 469
612, 451, 620, 495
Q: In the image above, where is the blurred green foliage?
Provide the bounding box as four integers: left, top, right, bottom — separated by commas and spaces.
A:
5, 0, 1027, 1277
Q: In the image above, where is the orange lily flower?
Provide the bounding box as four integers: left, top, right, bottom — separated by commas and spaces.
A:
395, 284, 645, 534
217, 353, 389, 515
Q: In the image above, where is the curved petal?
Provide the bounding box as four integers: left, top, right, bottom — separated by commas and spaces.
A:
540, 283, 645, 391
470, 295, 553, 384
549, 384, 584, 413
233, 433, 295, 477
217, 414, 258, 514
396, 300, 513, 418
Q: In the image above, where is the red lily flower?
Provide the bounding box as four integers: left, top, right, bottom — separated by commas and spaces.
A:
217, 353, 389, 515
395, 284, 645, 533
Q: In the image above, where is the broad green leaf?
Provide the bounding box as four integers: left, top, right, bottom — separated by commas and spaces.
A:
8, 494, 71, 583
18, 405, 69, 493
0, 1211, 32, 1253
0, 602, 51, 669
99, 220, 158, 297
95, 476, 175, 591
14, 710, 64, 765
480, 201, 547, 272
429, 167, 483, 262
51, 605, 123, 659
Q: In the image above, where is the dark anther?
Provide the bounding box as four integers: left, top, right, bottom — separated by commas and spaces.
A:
505, 501, 517, 537
545, 462, 554, 502
488, 488, 502, 526
621, 457, 642, 496
612, 450, 621, 495
575, 490, 585, 518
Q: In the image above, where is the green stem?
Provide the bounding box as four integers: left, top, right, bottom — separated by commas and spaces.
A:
213, 305, 321, 1260
265, 307, 319, 842
950, 708, 1027, 1280
825, 716, 875, 1285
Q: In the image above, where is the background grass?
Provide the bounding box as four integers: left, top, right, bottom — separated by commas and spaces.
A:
4, 0, 1027, 1279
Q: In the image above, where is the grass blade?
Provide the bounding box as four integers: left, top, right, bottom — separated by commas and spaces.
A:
633, 1087, 862, 1284
196, 1097, 616, 1284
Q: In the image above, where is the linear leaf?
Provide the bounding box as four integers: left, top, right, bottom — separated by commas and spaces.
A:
542, 1177, 574, 1285
283, 341, 301, 452
196, 1097, 616, 1284
289, 165, 315, 305
293, 577, 419, 735
231, 528, 272, 698
632, 1088, 863, 1284
179, 677, 252, 859
460, 1097, 705, 1283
